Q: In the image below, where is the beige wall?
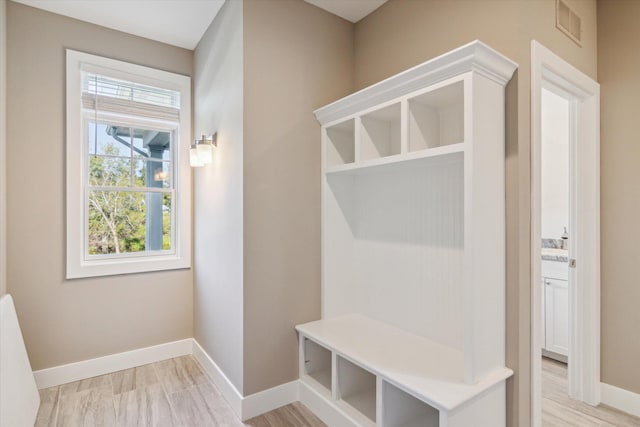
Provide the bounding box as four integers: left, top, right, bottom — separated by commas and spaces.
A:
0, 0, 6, 297
354, 1, 597, 425
193, 0, 245, 393
598, 0, 640, 395
6, 1, 194, 370
242, 0, 353, 395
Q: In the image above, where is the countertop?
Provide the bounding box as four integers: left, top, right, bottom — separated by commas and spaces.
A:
541, 248, 568, 263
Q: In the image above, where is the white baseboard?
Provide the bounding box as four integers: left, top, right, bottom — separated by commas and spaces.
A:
191, 339, 243, 418
601, 382, 640, 418
242, 380, 299, 421
33, 339, 193, 390
191, 339, 299, 421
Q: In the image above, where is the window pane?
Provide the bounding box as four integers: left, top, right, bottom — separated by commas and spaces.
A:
132, 128, 171, 161
88, 190, 146, 254
133, 160, 171, 189
146, 191, 172, 251
89, 156, 131, 187
162, 193, 172, 250
133, 160, 146, 187
154, 162, 172, 189
87, 122, 131, 157
84, 73, 180, 109
88, 190, 172, 255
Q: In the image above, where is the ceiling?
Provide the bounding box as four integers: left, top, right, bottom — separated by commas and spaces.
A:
303, 0, 388, 23
12, 0, 225, 50
12, 0, 387, 50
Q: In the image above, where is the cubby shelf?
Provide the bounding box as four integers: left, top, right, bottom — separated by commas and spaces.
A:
337, 355, 377, 424
360, 103, 402, 161
408, 80, 464, 152
297, 314, 512, 413
324, 142, 464, 176
325, 119, 356, 168
301, 338, 332, 397
382, 381, 440, 427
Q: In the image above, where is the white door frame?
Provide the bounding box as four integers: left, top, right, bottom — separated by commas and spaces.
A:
531, 40, 600, 427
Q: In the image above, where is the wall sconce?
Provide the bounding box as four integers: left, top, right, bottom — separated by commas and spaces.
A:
190, 133, 217, 167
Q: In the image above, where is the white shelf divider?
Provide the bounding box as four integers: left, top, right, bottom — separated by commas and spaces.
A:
325, 142, 464, 176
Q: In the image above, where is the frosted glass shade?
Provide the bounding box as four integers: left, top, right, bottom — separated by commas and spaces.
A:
196, 143, 213, 164
190, 147, 204, 167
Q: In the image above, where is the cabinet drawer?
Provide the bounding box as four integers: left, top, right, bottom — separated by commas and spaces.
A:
541, 260, 569, 280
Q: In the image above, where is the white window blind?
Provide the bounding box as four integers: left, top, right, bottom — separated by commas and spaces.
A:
81, 72, 180, 122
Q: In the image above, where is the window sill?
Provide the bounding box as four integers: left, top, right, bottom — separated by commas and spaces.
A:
66, 254, 190, 279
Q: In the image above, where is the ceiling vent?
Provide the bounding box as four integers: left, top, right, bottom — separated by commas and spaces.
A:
556, 0, 582, 46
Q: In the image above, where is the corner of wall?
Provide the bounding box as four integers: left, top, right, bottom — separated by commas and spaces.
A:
0, 0, 7, 297
192, 0, 245, 395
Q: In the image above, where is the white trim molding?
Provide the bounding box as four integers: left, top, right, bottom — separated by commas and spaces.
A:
314, 40, 517, 125
601, 383, 640, 418
531, 40, 601, 427
32, 339, 193, 390
65, 49, 192, 279
191, 339, 243, 418
242, 381, 299, 421
192, 339, 300, 421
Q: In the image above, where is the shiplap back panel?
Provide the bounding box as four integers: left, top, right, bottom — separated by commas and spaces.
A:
323, 175, 357, 318
324, 156, 464, 350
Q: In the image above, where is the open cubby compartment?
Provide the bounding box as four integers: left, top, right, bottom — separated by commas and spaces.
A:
336, 355, 377, 425
325, 118, 356, 168
382, 381, 439, 427
360, 102, 402, 161
302, 337, 332, 393
408, 78, 465, 152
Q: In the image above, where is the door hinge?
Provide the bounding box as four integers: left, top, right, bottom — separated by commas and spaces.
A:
569, 259, 576, 268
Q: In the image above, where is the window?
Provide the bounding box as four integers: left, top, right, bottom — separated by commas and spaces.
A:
66, 50, 191, 278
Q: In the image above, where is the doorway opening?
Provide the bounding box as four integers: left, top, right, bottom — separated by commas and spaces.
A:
540, 83, 571, 418
531, 41, 600, 427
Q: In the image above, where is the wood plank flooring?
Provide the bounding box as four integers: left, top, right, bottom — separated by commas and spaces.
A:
37, 355, 640, 426
35, 355, 326, 427
542, 357, 640, 426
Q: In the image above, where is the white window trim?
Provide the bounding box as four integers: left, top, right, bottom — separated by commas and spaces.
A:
66, 49, 191, 279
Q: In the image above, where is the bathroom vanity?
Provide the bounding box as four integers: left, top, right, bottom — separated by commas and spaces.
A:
541, 247, 569, 362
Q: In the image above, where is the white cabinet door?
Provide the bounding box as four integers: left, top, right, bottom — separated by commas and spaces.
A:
544, 277, 569, 356
541, 277, 546, 351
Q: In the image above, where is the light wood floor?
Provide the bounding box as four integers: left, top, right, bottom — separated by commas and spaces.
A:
36, 355, 640, 426
35, 355, 326, 427
542, 357, 640, 426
